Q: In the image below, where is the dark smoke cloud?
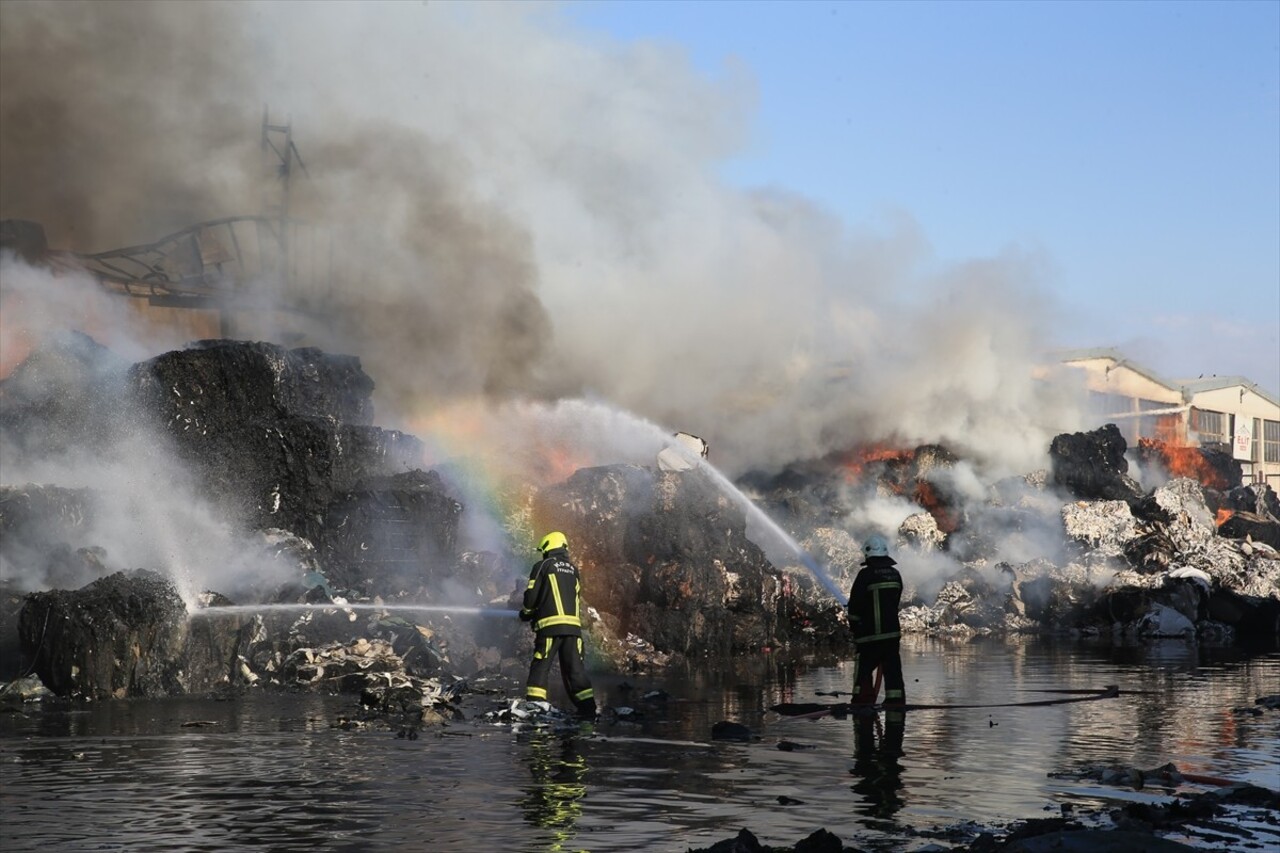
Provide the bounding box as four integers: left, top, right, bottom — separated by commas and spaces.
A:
0, 0, 258, 249
0, 0, 1086, 481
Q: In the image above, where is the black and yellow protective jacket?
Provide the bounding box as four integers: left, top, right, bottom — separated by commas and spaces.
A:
520, 547, 584, 637
847, 555, 902, 644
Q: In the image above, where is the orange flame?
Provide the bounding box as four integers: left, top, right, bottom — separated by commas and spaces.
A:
914, 480, 959, 533
837, 444, 915, 485
1138, 437, 1229, 490
541, 441, 587, 485
1215, 508, 1233, 527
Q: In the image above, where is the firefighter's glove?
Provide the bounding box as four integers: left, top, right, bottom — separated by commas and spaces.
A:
519, 609, 534, 623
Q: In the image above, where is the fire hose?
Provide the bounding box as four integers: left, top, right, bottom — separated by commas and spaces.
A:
771, 684, 1126, 721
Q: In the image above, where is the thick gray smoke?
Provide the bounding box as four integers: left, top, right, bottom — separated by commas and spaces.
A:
0, 0, 1086, 484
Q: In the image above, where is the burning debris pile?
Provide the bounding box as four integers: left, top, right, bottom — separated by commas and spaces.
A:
750, 423, 1280, 645
531, 464, 784, 658
0, 337, 508, 704
2, 332, 1278, 710
0, 337, 801, 707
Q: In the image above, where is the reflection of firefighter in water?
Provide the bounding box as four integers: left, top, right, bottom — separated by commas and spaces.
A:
519, 733, 588, 850
849, 710, 906, 819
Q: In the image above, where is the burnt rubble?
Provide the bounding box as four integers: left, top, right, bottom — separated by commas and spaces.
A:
2, 338, 1279, 711
129, 340, 423, 544
19, 570, 221, 699
532, 464, 785, 659
746, 424, 1280, 646
1049, 424, 1143, 504
1, 338, 798, 705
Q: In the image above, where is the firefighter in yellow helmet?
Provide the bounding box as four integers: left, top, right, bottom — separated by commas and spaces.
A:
520, 531, 596, 718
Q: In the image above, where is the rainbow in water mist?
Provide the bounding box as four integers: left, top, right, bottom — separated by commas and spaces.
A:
398, 397, 848, 605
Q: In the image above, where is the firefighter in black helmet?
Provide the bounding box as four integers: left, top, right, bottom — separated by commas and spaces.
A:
520, 531, 596, 718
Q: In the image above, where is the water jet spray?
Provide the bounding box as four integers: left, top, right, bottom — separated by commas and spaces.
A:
191, 602, 519, 618
695, 460, 848, 605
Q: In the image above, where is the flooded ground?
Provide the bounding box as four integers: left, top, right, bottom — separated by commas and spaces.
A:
2, 636, 1277, 852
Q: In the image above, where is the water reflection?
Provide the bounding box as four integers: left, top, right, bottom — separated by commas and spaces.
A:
520, 732, 589, 852
849, 710, 907, 820
2, 640, 1276, 852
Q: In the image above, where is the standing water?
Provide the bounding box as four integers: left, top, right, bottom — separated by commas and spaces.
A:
3, 636, 1276, 852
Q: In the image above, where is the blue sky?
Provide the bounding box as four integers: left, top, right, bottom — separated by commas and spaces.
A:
568, 0, 1280, 393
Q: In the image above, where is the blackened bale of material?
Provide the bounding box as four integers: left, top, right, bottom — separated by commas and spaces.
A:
1223, 484, 1280, 522
1218, 512, 1280, 551
319, 469, 463, 596
134, 340, 375, 426
18, 570, 240, 698
1135, 441, 1243, 492
533, 465, 781, 657
128, 341, 423, 545
1205, 589, 1280, 646
1049, 424, 1143, 503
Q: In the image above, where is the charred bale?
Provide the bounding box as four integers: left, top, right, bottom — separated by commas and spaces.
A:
1049, 424, 1142, 503
128, 341, 422, 543
318, 469, 463, 596
739, 443, 961, 537
998, 561, 1103, 629
1205, 589, 1280, 645
131, 340, 375, 426
0, 331, 128, 460
1218, 511, 1280, 551
533, 465, 781, 657
1135, 440, 1243, 492
936, 567, 1008, 629
1226, 483, 1280, 520
17, 569, 238, 698
736, 459, 850, 529
1092, 574, 1210, 638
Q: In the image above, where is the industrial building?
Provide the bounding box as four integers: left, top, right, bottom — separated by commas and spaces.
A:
1059, 348, 1280, 488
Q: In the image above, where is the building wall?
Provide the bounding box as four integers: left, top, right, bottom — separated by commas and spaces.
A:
1062, 353, 1280, 488
1065, 360, 1186, 446
1068, 358, 1183, 404
1186, 386, 1280, 488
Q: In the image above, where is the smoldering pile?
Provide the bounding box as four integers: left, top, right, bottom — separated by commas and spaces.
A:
0, 337, 797, 716
746, 422, 1280, 644
0, 336, 516, 716
2, 336, 1278, 720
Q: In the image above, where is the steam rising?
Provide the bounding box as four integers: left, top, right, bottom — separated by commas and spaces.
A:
1, 2, 1093, 600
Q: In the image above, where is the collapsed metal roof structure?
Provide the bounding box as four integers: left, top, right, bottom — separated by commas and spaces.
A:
50, 215, 332, 314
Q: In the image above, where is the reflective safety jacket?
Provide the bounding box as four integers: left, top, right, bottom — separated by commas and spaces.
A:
521, 547, 584, 636
847, 555, 902, 644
